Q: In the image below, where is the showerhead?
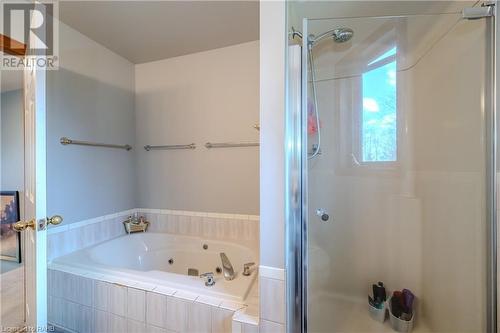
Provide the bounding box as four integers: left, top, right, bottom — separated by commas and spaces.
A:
309, 27, 354, 46
331, 28, 354, 43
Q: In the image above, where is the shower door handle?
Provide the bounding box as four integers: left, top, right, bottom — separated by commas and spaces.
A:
316, 209, 330, 222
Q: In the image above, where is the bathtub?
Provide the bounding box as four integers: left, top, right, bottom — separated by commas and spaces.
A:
51, 232, 258, 302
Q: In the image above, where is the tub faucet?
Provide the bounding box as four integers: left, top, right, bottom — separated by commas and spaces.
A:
220, 253, 235, 281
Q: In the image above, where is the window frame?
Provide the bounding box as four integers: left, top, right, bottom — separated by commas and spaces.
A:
355, 52, 399, 167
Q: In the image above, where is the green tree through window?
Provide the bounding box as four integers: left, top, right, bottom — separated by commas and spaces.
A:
362, 48, 397, 162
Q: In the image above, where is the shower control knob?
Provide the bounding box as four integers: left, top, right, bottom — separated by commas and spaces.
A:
316, 209, 330, 222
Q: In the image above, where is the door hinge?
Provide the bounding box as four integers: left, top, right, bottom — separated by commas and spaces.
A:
463, 3, 495, 19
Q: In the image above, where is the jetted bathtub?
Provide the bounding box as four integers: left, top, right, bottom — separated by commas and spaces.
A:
51, 232, 258, 302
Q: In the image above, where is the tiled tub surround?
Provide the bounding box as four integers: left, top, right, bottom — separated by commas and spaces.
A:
48, 209, 260, 261
47, 209, 260, 332
47, 210, 135, 261
140, 209, 259, 252
48, 267, 258, 333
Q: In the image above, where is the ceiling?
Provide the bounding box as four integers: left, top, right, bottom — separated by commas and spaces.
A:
59, 1, 259, 64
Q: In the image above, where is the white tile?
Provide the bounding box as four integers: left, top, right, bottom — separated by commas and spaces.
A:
48, 296, 63, 327
259, 266, 285, 281
51, 270, 64, 298
83, 221, 106, 248
229, 219, 239, 240
147, 325, 168, 333
219, 300, 246, 312
61, 271, 75, 301
47, 270, 54, 296
75, 276, 93, 306
260, 277, 285, 324
187, 301, 212, 333
234, 311, 259, 326
127, 319, 147, 333
173, 290, 197, 301
232, 320, 243, 333
94, 309, 109, 333
134, 282, 157, 291
243, 323, 260, 333
109, 313, 127, 333
61, 299, 79, 331
233, 214, 250, 220
127, 287, 146, 322
145, 212, 159, 225
178, 215, 189, 234
242, 220, 255, 241
166, 296, 189, 332
166, 214, 179, 234
195, 295, 222, 307
146, 291, 167, 328
85, 271, 105, 280
211, 307, 234, 333
189, 216, 201, 236
215, 219, 226, 239
76, 305, 94, 333
259, 320, 284, 333
153, 286, 176, 296
94, 280, 109, 311
202, 217, 217, 238
48, 296, 55, 325
156, 214, 169, 233
109, 283, 128, 316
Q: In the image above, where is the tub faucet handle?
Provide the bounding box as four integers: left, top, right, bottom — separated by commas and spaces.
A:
243, 262, 255, 276
200, 272, 215, 287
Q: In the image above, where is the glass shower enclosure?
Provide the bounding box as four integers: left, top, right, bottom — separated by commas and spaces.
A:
286, 2, 497, 332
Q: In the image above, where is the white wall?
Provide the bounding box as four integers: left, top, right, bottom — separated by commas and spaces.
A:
260, 1, 286, 270
258, 2, 287, 332
46, 22, 136, 225
1, 90, 24, 194
135, 41, 260, 215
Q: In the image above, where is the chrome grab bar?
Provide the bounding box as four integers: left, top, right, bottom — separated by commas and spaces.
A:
205, 142, 259, 149
144, 144, 196, 151
60, 137, 132, 151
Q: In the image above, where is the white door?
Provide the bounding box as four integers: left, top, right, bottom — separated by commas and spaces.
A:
22, 53, 47, 331
21, 5, 48, 331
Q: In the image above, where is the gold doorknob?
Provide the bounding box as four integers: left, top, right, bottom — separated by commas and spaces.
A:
13, 219, 35, 232
48, 215, 63, 226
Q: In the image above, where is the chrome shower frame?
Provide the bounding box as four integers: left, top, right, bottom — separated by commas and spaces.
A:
487, 3, 498, 332
285, 5, 499, 333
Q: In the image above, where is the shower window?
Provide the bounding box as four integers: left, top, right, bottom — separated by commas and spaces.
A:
361, 47, 397, 162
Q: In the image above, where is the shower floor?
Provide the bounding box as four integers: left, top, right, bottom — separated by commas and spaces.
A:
308, 292, 430, 333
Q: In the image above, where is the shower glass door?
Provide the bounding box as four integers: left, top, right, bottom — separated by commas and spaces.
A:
302, 11, 492, 333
